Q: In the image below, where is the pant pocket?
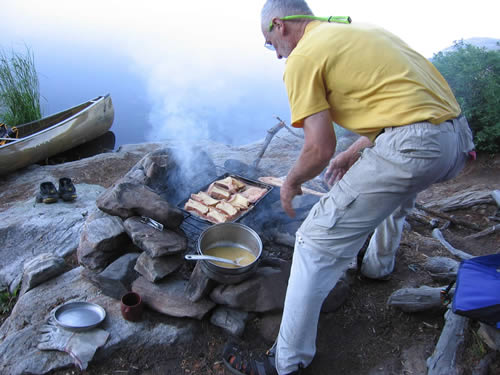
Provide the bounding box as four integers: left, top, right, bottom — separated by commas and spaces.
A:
304, 181, 359, 231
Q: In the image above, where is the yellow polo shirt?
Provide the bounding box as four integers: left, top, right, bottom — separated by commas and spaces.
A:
284, 21, 461, 141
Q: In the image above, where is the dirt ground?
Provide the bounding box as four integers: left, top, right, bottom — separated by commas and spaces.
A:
26, 154, 500, 374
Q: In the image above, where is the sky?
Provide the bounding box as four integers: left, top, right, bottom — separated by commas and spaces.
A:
0, 0, 499, 147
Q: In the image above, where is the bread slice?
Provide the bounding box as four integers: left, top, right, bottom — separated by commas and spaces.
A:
184, 199, 209, 216
216, 201, 238, 218
191, 191, 219, 206
214, 176, 246, 193
241, 186, 267, 203
227, 193, 250, 210
208, 183, 231, 200
207, 208, 228, 223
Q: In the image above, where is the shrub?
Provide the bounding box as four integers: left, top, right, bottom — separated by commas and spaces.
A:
432, 41, 500, 153
0, 46, 42, 126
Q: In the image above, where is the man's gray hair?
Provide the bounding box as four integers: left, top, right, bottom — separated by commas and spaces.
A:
261, 0, 314, 30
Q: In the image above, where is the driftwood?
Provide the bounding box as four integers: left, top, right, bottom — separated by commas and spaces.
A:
424, 190, 493, 212
253, 117, 303, 168
415, 203, 480, 231
464, 224, 500, 240
490, 190, 500, 207
387, 286, 449, 312
426, 308, 469, 375
423, 256, 459, 282
432, 229, 474, 260
477, 323, 500, 351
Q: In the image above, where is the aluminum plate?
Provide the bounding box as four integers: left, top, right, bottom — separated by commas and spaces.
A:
53, 301, 106, 331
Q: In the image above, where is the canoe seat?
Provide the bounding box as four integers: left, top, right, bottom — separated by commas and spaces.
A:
0, 123, 18, 145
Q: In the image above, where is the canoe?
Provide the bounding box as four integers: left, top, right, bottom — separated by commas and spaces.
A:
0, 94, 114, 176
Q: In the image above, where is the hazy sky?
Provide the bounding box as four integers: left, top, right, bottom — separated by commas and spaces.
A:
1, 0, 498, 146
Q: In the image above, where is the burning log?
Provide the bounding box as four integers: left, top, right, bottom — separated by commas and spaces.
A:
426, 308, 469, 375
387, 285, 450, 312
432, 229, 474, 260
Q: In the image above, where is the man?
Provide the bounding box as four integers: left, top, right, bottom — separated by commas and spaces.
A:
223, 1, 475, 374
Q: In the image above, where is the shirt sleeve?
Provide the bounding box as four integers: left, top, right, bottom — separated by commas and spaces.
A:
284, 54, 331, 128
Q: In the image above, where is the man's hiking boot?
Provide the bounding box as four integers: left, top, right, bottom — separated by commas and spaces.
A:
222, 342, 302, 375
58, 177, 77, 201
36, 182, 59, 204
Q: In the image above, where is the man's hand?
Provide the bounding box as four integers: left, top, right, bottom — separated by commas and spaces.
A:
280, 180, 303, 218
324, 136, 373, 187
324, 150, 359, 187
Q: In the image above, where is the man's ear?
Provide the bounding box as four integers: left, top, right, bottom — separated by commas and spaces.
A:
272, 17, 286, 35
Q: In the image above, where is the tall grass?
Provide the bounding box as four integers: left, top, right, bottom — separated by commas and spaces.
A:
0, 46, 42, 126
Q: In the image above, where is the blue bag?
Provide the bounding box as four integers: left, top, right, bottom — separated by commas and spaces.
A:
452, 254, 500, 328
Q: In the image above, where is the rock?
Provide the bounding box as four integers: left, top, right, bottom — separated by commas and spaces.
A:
0, 272, 198, 375
185, 262, 217, 302
477, 323, 500, 351
96, 181, 184, 229
0, 183, 105, 291
77, 209, 133, 271
321, 273, 354, 313
20, 253, 66, 296
124, 216, 187, 256
210, 258, 291, 313
258, 312, 282, 342
423, 256, 459, 282
82, 253, 140, 299
132, 276, 215, 319
210, 306, 249, 337
134, 252, 183, 283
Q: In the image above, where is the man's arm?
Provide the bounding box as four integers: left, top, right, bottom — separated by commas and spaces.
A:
281, 110, 336, 217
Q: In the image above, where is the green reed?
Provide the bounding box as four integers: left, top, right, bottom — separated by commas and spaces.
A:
0, 46, 42, 126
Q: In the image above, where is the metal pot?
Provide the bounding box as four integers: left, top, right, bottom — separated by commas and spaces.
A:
197, 222, 262, 284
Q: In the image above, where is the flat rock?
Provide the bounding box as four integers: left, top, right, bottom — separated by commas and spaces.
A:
20, 253, 66, 296
210, 306, 249, 337
96, 181, 184, 229
124, 216, 187, 257
132, 276, 215, 319
210, 258, 291, 313
134, 252, 183, 282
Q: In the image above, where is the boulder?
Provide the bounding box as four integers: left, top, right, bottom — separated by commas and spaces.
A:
0, 183, 105, 291
77, 209, 133, 271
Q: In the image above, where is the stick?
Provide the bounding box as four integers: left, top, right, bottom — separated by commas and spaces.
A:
258, 176, 325, 197
415, 203, 481, 231
253, 117, 286, 169
464, 224, 500, 240
432, 229, 474, 260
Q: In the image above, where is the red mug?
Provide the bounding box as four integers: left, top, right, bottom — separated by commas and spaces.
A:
121, 292, 143, 322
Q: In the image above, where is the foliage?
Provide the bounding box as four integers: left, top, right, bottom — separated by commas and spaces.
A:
0, 286, 19, 315
0, 46, 42, 126
432, 40, 500, 153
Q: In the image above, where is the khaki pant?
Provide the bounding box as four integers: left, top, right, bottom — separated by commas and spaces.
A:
275, 117, 474, 374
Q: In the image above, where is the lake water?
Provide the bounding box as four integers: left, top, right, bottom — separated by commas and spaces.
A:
35, 46, 292, 150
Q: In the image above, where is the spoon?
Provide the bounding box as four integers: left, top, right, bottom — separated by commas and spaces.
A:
184, 254, 244, 266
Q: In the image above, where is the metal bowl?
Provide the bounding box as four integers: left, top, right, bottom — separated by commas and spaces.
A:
197, 222, 262, 284
53, 301, 106, 331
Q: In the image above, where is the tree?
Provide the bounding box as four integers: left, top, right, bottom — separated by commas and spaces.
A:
432, 41, 500, 153
0, 46, 42, 126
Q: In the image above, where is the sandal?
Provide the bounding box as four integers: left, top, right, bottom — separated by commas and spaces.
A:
58, 177, 77, 201
222, 342, 278, 375
36, 182, 59, 204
